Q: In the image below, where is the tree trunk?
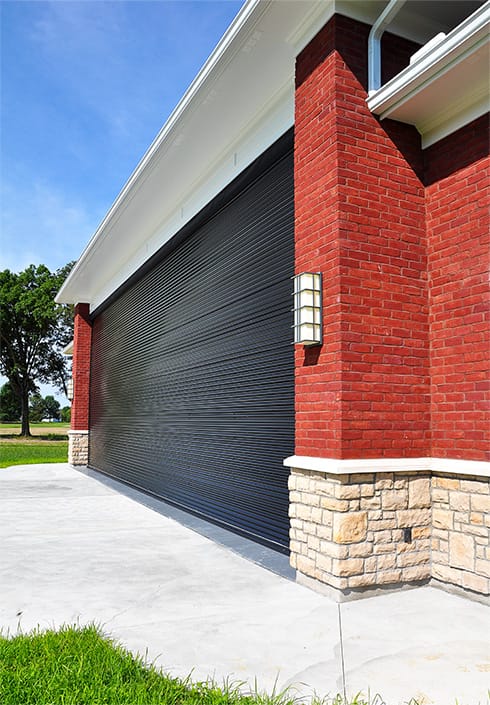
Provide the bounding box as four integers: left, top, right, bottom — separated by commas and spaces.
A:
20, 384, 31, 437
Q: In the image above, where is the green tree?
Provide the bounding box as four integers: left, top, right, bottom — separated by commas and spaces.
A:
29, 392, 46, 423
0, 263, 74, 436
0, 382, 21, 422
60, 406, 71, 423
43, 395, 61, 422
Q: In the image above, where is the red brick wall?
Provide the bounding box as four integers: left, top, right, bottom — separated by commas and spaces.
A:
295, 15, 429, 459
425, 116, 490, 461
71, 303, 92, 430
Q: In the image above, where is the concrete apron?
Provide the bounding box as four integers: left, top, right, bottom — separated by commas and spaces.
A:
1, 464, 488, 705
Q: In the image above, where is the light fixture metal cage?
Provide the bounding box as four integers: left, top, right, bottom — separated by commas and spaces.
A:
292, 271, 322, 346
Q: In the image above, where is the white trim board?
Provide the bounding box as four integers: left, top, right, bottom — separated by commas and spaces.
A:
284, 455, 490, 478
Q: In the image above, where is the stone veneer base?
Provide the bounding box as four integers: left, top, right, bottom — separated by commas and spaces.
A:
286, 458, 490, 602
68, 430, 89, 466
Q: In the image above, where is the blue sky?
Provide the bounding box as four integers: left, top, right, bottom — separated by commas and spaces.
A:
1, 0, 244, 275
1, 0, 244, 403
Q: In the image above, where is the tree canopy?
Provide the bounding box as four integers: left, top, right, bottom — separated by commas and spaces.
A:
0, 263, 74, 435
0, 382, 21, 423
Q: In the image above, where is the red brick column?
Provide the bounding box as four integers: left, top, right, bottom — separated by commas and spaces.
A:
294, 15, 429, 460
425, 116, 490, 461
69, 302, 92, 464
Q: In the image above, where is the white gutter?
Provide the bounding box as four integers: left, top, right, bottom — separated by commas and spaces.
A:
368, 0, 407, 96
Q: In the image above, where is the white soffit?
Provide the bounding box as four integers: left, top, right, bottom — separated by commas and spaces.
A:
367, 2, 490, 148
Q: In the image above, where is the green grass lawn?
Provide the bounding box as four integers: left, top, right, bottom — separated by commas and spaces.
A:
0, 422, 69, 436
0, 440, 68, 468
0, 625, 358, 705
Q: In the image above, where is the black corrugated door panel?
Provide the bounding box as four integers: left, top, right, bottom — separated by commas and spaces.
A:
89, 136, 294, 551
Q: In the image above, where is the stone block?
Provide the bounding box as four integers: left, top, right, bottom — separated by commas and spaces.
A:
377, 553, 396, 570
370, 518, 396, 530
475, 559, 490, 579
317, 524, 333, 540
320, 540, 349, 559
288, 474, 297, 490
310, 506, 323, 524
307, 534, 320, 551
408, 477, 430, 508
470, 512, 484, 525
397, 550, 430, 567
403, 565, 430, 582
471, 494, 490, 514
461, 479, 489, 494
348, 573, 378, 588
294, 474, 312, 492
462, 572, 489, 595
375, 476, 394, 490
360, 484, 375, 498
335, 483, 361, 500
349, 542, 373, 558
432, 508, 452, 530
432, 488, 449, 504
303, 492, 321, 508
332, 557, 364, 577
333, 511, 367, 544
296, 554, 315, 575
449, 533, 475, 571
449, 492, 470, 512
463, 522, 488, 537
364, 556, 377, 572
433, 476, 460, 490
320, 496, 349, 512
397, 508, 431, 528
296, 504, 312, 521
316, 553, 332, 573
361, 496, 381, 509
372, 529, 392, 543
382, 490, 408, 510
376, 569, 402, 584
432, 563, 463, 586
373, 542, 393, 554
412, 526, 430, 539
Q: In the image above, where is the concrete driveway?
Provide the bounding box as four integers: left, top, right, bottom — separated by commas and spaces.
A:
1, 463, 489, 705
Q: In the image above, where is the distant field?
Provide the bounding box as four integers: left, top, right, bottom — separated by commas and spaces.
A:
0, 422, 69, 436
0, 440, 68, 468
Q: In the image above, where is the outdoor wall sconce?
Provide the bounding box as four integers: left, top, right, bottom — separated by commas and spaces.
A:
292, 272, 322, 346
66, 378, 74, 402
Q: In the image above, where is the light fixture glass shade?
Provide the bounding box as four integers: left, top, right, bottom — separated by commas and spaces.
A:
293, 272, 322, 345
67, 377, 74, 402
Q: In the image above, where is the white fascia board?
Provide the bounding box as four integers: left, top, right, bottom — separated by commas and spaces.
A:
367, 2, 490, 145
284, 455, 490, 478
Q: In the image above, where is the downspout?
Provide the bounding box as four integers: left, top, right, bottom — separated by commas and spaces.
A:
368, 0, 407, 96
